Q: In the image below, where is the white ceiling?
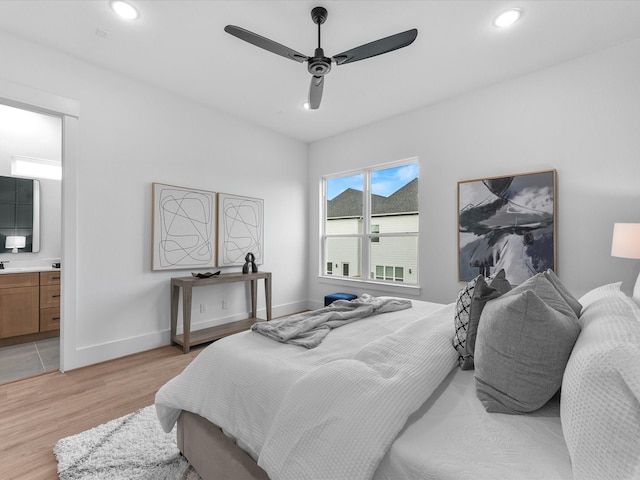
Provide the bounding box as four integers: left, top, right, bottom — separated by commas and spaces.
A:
0, 1, 639, 143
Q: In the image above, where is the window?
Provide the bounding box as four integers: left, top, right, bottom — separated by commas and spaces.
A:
11, 155, 61, 181
322, 160, 419, 285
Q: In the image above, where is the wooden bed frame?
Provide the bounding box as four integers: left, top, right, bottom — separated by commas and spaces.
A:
177, 411, 270, 480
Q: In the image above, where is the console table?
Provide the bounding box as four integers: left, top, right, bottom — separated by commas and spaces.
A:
170, 271, 272, 353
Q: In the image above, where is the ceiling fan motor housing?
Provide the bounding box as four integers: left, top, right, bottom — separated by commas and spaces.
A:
308, 47, 332, 75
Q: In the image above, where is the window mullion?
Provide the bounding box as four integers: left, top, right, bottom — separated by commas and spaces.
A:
362, 170, 371, 281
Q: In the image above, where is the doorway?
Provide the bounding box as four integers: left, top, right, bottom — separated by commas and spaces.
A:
0, 102, 62, 384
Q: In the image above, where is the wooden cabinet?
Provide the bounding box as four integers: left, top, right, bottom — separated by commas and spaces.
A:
0, 273, 40, 338
40, 271, 61, 332
0, 270, 61, 339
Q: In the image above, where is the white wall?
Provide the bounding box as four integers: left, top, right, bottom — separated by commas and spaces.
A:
0, 29, 309, 369
308, 39, 640, 306
2, 28, 638, 369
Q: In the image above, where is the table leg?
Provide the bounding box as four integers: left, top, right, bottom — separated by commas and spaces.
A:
250, 279, 258, 319
182, 285, 192, 354
170, 283, 179, 344
265, 275, 272, 321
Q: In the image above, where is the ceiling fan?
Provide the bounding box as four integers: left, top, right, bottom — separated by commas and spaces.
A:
224, 6, 418, 109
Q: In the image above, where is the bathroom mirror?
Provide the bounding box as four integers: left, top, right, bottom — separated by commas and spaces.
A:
0, 175, 40, 253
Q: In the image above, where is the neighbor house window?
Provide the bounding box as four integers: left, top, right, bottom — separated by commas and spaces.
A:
322, 160, 419, 285
374, 265, 405, 282
371, 224, 380, 243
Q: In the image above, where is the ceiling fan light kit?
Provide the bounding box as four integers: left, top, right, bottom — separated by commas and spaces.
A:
224, 6, 418, 109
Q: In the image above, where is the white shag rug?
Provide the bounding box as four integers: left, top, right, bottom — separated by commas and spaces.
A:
54, 405, 201, 480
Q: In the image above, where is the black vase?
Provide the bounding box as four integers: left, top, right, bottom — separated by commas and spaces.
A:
242, 252, 258, 274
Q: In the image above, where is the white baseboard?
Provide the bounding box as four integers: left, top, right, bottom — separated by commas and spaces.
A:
62, 300, 310, 371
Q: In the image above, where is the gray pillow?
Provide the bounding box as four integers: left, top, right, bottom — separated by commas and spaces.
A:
474, 274, 581, 414
461, 270, 512, 370
544, 269, 582, 317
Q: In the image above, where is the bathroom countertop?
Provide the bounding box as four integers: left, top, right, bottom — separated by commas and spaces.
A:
0, 266, 61, 274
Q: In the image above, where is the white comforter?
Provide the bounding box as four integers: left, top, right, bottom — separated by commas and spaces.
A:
155, 299, 457, 480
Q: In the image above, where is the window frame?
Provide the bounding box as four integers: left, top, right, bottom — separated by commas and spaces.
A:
320, 158, 420, 293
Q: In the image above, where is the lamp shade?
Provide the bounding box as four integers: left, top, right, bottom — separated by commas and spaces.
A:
5, 235, 26, 249
611, 223, 640, 259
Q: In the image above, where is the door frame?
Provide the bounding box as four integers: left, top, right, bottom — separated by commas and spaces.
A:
0, 78, 79, 372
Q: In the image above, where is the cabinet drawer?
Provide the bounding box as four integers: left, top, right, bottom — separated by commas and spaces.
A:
40, 307, 60, 332
0, 273, 39, 289
41, 271, 61, 286
40, 285, 61, 308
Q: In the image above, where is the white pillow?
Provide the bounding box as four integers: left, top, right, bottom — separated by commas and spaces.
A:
561, 283, 640, 479
576, 281, 624, 310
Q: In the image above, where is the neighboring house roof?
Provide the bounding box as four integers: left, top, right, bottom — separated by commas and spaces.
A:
327, 178, 418, 218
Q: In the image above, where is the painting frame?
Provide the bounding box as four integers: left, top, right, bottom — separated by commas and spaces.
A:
457, 169, 557, 284
151, 182, 217, 271
217, 192, 264, 267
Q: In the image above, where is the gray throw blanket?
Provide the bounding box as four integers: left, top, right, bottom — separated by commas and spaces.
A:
251, 294, 412, 348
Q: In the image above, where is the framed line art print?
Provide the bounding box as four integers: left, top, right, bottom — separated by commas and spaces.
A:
151, 183, 217, 270
457, 170, 556, 284
217, 193, 264, 267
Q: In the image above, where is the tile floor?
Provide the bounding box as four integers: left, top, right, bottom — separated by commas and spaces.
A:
0, 337, 59, 385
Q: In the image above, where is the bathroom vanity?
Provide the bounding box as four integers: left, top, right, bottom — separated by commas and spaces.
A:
0, 268, 60, 341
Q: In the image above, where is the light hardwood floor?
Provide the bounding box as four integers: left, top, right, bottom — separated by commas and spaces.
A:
0, 345, 202, 479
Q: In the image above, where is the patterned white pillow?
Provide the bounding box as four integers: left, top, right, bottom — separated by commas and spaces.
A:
453, 275, 481, 368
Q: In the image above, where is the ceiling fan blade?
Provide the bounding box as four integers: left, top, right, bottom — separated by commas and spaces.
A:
332, 28, 418, 65
224, 25, 308, 63
308, 76, 324, 110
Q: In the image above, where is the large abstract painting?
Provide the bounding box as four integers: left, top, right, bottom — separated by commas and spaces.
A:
152, 183, 216, 270
458, 170, 556, 284
218, 193, 264, 267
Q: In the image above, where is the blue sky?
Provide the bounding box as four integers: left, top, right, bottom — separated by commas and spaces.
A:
327, 164, 419, 200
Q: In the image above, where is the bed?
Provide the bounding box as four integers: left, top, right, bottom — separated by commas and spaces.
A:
155, 280, 640, 480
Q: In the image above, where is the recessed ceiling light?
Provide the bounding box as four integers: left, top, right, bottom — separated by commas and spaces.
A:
493, 8, 522, 28
303, 102, 311, 110
110, 0, 140, 21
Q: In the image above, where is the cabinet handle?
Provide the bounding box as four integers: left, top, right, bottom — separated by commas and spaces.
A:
53, 294, 61, 298
52, 317, 60, 321
51, 276, 61, 280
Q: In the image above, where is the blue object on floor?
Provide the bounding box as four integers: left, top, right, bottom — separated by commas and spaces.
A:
324, 292, 357, 306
